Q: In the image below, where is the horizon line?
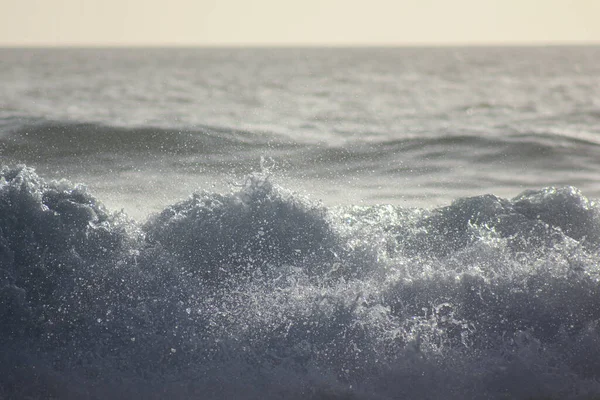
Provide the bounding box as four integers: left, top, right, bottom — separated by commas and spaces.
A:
1, 40, 600, 49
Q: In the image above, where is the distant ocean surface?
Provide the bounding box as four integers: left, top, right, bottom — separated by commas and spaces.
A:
1, 47, 600, 399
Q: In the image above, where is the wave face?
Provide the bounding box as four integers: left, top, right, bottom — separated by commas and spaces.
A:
4, 119, 600, 222
2, 165, 600, 399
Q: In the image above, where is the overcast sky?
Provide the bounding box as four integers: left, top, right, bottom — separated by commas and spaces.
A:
1, 0, 599, 46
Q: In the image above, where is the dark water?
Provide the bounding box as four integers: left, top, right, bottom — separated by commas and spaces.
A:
1, 47, 600, 399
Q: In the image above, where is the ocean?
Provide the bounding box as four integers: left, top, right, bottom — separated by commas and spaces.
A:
1, 46, 600, 399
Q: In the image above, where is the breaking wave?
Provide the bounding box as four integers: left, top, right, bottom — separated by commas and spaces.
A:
2, 165, 600, 399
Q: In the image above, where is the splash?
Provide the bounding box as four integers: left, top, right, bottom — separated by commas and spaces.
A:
1, 165, 600, 399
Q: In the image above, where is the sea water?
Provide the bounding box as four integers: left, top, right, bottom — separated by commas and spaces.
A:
1, 47, 600, 399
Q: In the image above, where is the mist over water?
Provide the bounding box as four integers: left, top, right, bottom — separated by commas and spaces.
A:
1, 47, 600, 398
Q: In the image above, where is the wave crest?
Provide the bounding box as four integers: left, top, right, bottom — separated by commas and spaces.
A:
143, 173, 347, 282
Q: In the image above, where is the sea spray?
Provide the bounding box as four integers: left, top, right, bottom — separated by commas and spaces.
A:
1, 165, 600, 399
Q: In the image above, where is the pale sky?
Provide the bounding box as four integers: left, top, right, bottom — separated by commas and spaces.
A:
1, 0, 599, 46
